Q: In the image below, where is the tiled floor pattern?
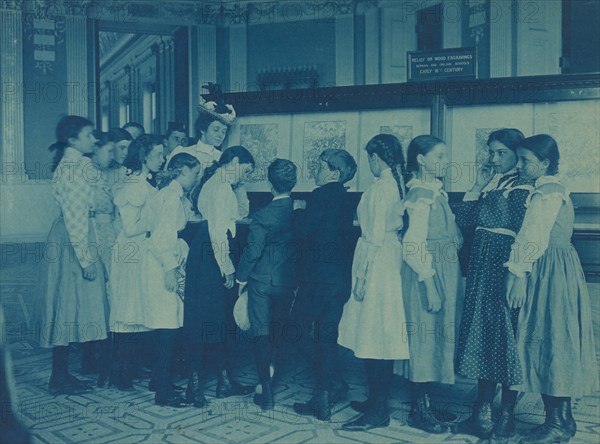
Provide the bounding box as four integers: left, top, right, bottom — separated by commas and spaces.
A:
1, 256, 599, 443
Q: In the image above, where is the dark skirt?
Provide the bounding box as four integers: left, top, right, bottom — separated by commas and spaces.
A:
455, 229, 522, 386
182, 221, 236, 344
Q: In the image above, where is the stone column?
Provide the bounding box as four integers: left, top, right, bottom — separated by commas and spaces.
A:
489, 0, 513, 78
229, 24, 247, 92
1, 1, 25, 182
335, 14, 355, 86
65, 12, 89, 116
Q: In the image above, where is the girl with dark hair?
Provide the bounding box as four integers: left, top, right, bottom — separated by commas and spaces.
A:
505, 134, 597, 443
80, 132, 117, 379
394, 135, 463, 433
36, 115, 108, 395
107, 128, 133, 193
165, 99, 249, 218
184, 146, 255, 408
338, 134, 408, 431
145, 152, 200, 407
454, 128, 535, 440
108, 134, 164, 391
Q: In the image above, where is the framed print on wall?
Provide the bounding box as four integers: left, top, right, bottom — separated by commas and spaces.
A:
227, 114, 292, 191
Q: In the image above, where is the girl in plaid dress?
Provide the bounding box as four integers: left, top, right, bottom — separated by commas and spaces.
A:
36, 116, 109, 395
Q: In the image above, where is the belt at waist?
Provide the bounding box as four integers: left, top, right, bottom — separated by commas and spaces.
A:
476, 226, 517, 238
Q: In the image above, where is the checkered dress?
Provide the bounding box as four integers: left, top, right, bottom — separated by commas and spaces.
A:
35, 148, 109, 347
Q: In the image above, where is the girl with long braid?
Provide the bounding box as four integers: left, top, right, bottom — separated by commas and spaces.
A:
338, 134, 409, 431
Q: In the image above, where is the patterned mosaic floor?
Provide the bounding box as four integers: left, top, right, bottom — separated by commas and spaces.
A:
2, 255, 599, 443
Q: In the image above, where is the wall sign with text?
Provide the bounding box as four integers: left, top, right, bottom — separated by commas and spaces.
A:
407, 48, 477, 82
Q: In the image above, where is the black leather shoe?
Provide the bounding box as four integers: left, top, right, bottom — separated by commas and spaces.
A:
494, 406, 516, 438
407, 394, 448, 434
155, 394, 188, 408
559, 399, 576, 439
253, 382, 274, 410
149, 381, 184, 393
185, 374, 208, 408
342, 412, 390, 431
49, 375, 93, 396
452, 402, 494, 439
315, 390, 331, 421
349, 399, 371, 413
329, 378, 349, 405
521, 402, 568, 444
216, 371, 253, 398
293, 395, 317, 416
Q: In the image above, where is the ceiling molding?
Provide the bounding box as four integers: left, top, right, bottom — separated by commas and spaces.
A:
15, 1, 381, 26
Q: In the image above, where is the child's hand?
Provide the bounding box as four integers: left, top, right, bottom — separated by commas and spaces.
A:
353, 277, 366, 301
224, 273, 235, 289
82, 264, 97, 281
164, 269, 178, 292
293, 199, 306, 210
473, 162, 495, 191
425, 285, 442, 313
505, 273, 526, 309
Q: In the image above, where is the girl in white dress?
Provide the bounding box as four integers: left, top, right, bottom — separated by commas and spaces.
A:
148, 152, 200, 407
108, 135, 164, 390
338, 134, 409, 431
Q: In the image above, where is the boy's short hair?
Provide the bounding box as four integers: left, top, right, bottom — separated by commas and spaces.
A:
268, 158, 297, 193
319, 149, 357, 184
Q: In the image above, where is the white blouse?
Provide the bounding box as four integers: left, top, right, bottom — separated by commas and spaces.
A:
148, 180, 189, 271
354, 168, 404, 280
197, 172, 239, 277
167, 140, 249, 218
504, 175, 567, 277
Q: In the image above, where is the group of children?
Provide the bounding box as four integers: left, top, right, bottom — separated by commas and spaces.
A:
36, 109, 597, 442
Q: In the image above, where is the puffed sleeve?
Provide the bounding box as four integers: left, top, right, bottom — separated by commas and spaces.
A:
504, 185, 565, 277
151, 189, 184, 271
56, 159, 95, 269
201, 182, 237, 277
113, 182, 150, 238
402, 191, 435, 281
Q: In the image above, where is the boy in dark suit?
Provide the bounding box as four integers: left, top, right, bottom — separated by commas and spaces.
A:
292, 148, 357, 420
236, 159, 298, 410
